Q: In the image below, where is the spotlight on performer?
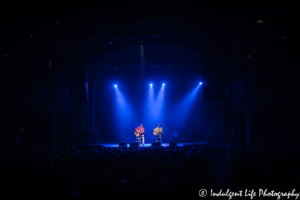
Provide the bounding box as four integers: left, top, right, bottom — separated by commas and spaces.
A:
199, 82, 202, 85
114, 85, 117, 88
150, 83, 153, 87
162, 83, 165, 86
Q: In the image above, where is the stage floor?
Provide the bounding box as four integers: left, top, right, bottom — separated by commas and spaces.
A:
80, 142, 225, 148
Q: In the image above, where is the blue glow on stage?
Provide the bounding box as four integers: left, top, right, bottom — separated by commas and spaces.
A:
97, 75, 209, 143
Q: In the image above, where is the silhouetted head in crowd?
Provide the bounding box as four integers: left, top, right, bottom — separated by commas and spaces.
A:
115, 180, 129, 197
155, 179, 174, 198
64, 178, 80, 194
132, 175, 148, 195
64, 190, 80, 200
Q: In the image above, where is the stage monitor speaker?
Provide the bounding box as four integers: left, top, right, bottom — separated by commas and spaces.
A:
119, 141, 127, 147
169, 142, 177, 148
152, 142, 161, 147
130, 142, 139, 148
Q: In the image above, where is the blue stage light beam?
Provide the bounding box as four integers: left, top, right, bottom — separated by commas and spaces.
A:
114, 86, 134, 127
154, 84, 165, 121
115, 86, 126, 109
147, 82, 166, 126
148, 83, 154, 104
157, 85, 165, 107
172, 84, 201, 124
147, 82, 155, 120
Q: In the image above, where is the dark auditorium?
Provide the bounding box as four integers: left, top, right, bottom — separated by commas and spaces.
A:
0, 1, 299, 199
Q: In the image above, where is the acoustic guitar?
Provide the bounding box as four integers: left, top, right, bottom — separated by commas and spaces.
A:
153, 130, 164, 135
134, 129, 144, 136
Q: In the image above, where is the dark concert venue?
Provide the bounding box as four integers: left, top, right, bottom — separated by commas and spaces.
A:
0, 1, 299, 199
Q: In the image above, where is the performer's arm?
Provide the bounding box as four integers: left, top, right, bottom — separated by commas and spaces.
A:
135, 127, 139, 131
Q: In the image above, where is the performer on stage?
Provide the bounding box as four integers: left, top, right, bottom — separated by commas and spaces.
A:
153, 124, 164, 142
135, 124, 145, 146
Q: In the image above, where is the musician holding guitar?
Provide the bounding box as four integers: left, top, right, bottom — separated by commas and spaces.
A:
153, 124, 164, 143
135, 124, 145, 146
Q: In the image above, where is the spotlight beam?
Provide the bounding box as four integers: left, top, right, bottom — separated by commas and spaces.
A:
172, 84, 201, 124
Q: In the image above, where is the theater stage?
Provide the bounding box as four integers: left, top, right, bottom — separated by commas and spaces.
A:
76, 142, 225, 148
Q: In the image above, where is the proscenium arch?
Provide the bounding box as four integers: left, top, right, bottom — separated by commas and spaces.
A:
87, 43, 203, 143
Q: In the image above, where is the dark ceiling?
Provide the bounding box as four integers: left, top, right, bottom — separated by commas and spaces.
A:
2, 1, 284, 26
